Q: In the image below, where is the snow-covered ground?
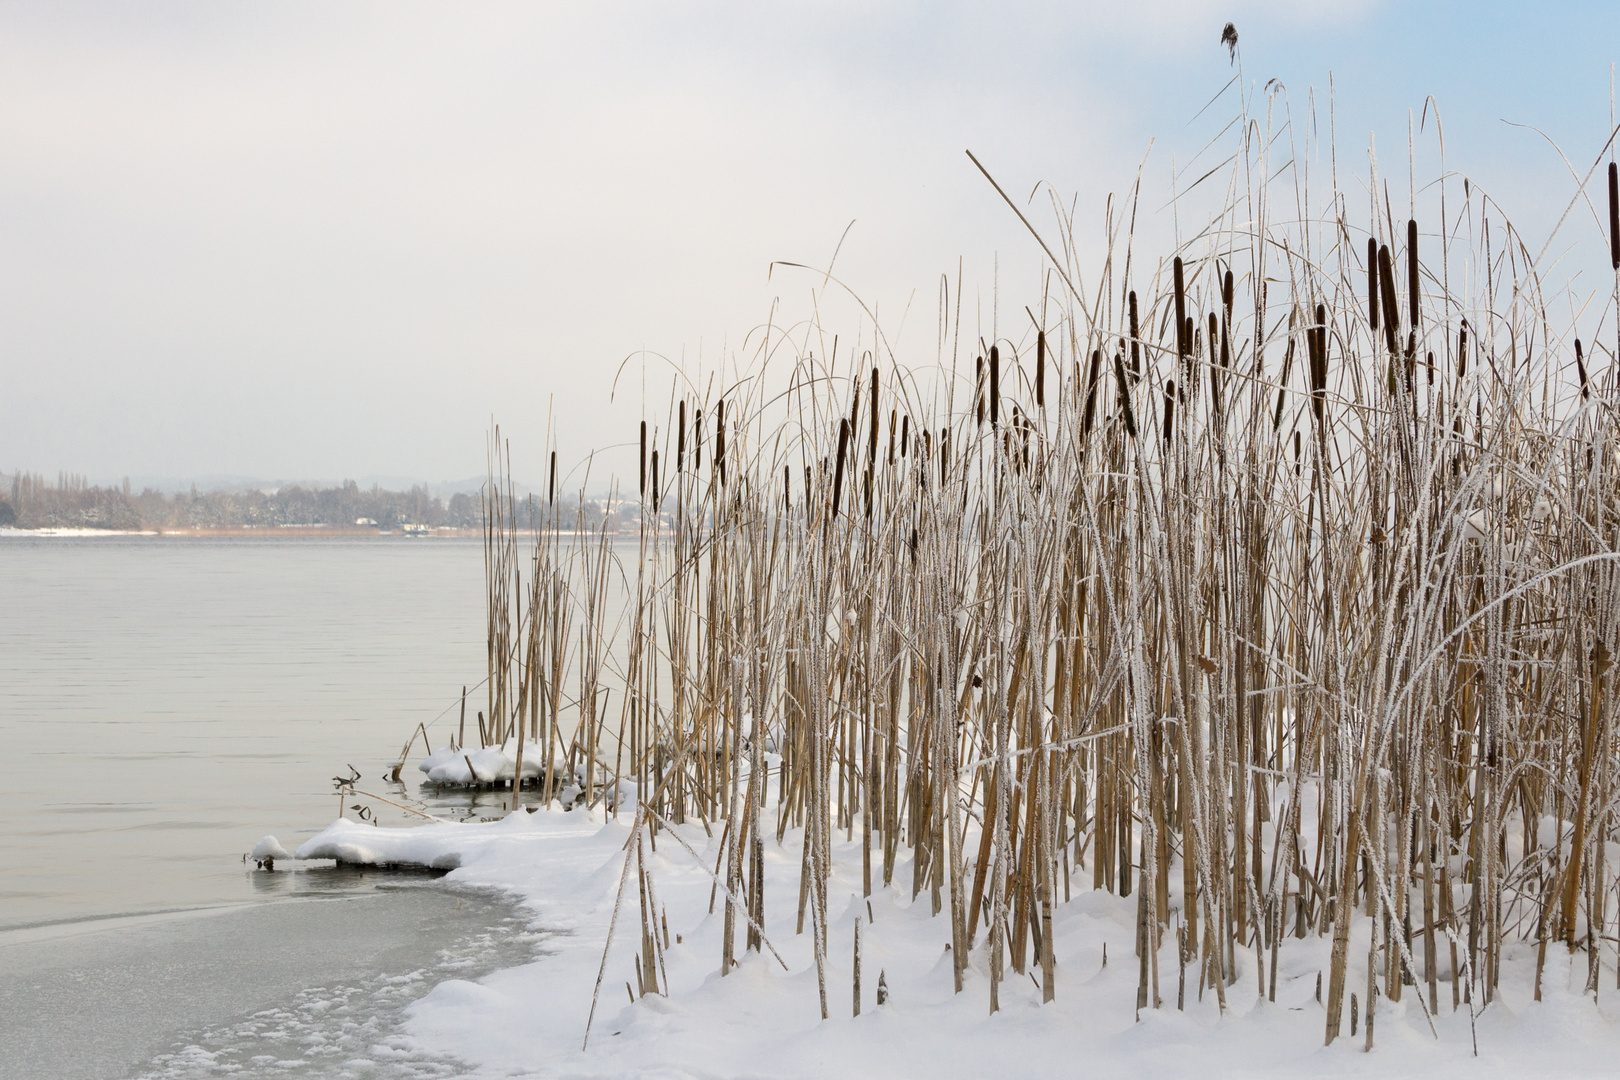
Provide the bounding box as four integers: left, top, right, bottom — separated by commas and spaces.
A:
296, 803, 1620, 1079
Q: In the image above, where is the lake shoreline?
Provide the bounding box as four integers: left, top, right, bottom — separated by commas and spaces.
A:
0, 526, 637, 538
0, 525, 485, 538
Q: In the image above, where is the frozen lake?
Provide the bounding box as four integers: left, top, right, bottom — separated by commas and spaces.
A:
0, 534, 538, 1077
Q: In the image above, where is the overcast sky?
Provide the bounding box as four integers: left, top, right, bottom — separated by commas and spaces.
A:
2, 1, 1615, 491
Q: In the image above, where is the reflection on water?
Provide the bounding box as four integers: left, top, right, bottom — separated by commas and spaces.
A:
416, 780, 537, 820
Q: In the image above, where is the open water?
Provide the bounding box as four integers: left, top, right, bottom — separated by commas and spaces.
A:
0, 534, 537, 1079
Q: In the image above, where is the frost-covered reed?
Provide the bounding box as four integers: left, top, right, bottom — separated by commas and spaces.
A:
461, 102, 1620, 1043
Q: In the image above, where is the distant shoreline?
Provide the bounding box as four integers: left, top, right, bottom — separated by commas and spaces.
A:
0, 526, 486, 538
0, 526, 631, 539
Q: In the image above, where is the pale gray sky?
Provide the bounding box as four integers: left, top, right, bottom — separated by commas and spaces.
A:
2, 1, 1615, 490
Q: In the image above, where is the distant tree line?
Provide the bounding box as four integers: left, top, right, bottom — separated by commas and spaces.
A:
0, 472, 639, 532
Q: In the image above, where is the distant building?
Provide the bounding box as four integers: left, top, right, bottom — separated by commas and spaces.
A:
355, 517, 378, 526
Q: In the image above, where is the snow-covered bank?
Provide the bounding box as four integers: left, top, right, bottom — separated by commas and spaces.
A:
296, 810, 1619, 1079
0, 526, 158, 537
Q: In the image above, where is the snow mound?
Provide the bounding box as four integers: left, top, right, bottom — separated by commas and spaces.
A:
416, 744, 465, 775
297, 818, 466, 868
250, 835, 291, 862
418, 742, 553, 785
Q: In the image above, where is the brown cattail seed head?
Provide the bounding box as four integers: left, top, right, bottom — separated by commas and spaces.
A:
1367, 237, 1379, 333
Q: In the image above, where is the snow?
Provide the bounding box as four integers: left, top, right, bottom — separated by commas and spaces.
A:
289, 806, 1620, 1079
0, 527, 157, 537
250, 835, 291, 862
417, 742, 551, 785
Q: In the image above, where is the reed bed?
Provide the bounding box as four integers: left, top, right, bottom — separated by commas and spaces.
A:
454, 109, 1620, 1044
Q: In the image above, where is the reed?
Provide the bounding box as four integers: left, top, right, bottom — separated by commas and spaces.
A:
463, 99, 1620, 1041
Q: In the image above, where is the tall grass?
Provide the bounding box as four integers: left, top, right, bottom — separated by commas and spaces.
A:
470, 96, 1620, 1042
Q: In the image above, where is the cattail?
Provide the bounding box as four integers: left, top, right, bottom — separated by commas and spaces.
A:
1036, 330, 1046, 408
1163, 380, 1176, 444
1367, 237, 1380, 333
831, 419, 849, 520
639, 421, 647, 498
1309, 303, 1329, 425
784, 465, 791, 511
1127, 290, 1141, 375
939, 427, 950, 486
1609, 161, 1618, 269
1576, 338, 1590, 400
1457, 321, 1469, 382
900, 415, 910, 458
548, 451, 555, 505
869, 368, 879, 463
715, 401, 726, 486
1081, 348, 1103, 439
975, 356, 985, 427
989, 345, 1001, 428
1173, 256, 1188, 360
677, 401, 687, 472
1208, 313, 1225, 412
1407, 219, 1420, 328
650, 449, 659, 509
1113, 350, 1137, 437
888, 410, 897, 464
1377, 245, 1400, 354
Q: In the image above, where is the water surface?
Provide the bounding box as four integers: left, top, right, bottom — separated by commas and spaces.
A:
0, 534, 562, 1078
1, 534, 489, 930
